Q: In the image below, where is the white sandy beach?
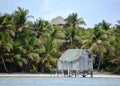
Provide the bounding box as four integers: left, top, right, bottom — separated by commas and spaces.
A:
0, 72, 120, 78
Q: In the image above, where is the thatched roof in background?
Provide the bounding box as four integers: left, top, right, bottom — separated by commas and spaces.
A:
51, 16, 66, 25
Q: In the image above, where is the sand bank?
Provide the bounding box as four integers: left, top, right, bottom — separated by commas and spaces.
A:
0, 72, 120, 78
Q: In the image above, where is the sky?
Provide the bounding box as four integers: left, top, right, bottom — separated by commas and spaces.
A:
0, 0, 120, 28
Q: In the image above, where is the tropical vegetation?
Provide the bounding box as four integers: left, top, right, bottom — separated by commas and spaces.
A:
0, 7, 120, 74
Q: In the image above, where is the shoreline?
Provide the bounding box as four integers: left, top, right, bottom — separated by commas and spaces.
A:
0, 72, 120, 78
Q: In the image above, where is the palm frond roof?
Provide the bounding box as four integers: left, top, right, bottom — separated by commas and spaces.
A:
51, 16, 66, 25
59, 49, 89, 62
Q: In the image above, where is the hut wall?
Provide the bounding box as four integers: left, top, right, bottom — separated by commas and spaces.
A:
58, 61, 62, 70
78, 51, 94, 71
88, 55, 94, 71
58, 61, 72, 70
72, 60, 79, 70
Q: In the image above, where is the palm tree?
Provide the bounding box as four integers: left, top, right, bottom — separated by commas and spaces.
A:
44, 25, 65, 43
32, 19, 49, 38
0, 14, 15, 72
12, 7, 33, 35
82, 22, 116, 70
39, 38, 57, 72
59, 26, 82, 51
96, 20, 111, 31
11, 7, 41, 72
37, 24, 65, 72
109, 21, 120, 73
65, 13, 85, 28
13, 35, 41, 72
12, 7, 29, 28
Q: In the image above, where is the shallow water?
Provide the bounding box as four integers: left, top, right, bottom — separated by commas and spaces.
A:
0, 77, 120, 86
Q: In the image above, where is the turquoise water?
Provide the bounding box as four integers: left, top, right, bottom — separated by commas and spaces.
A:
0, 77, 120, 86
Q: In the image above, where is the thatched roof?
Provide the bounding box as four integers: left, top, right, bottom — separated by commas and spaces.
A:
51, 16, 66, 25
59, 49, 90, 62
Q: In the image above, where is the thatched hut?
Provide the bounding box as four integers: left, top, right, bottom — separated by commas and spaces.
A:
51, 16, 66, 27
57, 49, 95, 77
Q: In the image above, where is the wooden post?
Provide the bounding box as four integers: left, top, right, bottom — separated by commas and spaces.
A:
62, 70, 64, 77
68, 67, 70, 77
75, 70, 76, 77
91, 71, 93, 78
82, 71, 86, 77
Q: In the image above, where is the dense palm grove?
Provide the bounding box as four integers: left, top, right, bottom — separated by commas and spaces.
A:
0, 7, 120, 74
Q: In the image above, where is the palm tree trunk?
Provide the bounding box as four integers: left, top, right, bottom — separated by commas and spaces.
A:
1, 55, 8, 72
97, 57, 101, 70
41, 68, 44, 73
24, 57, 29, 72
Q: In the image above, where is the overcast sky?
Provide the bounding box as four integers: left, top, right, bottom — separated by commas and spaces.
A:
0, 0, 120, 27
